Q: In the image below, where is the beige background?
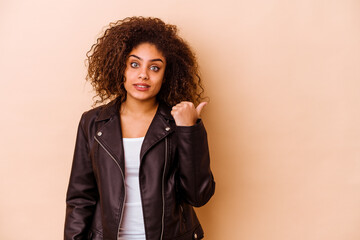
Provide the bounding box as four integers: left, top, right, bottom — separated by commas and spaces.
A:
1, 0, 360, 239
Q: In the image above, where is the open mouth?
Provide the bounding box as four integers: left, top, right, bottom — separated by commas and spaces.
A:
134, 84, 150, 91
134, 84, 150, 88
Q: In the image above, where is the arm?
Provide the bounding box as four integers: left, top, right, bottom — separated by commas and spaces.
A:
64, 114, 98, 239
171, 102, 215, 207
176, 120, 215, 207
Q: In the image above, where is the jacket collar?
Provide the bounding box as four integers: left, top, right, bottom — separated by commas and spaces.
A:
93, 97, 175, 170
95, 97, 174, 122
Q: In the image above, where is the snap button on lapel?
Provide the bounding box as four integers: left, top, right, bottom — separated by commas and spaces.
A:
97, 131, 102, 136
165, 127, 170, 131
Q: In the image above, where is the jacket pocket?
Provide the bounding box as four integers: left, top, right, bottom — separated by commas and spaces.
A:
173, 224, 204, 240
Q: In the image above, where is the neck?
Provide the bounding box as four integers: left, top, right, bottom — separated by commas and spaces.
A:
121, 97, 159, 116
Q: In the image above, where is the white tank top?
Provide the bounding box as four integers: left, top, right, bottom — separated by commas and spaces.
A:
118, 137, 146, 240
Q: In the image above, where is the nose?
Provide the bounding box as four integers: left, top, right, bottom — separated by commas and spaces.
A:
138, 67, 149, 80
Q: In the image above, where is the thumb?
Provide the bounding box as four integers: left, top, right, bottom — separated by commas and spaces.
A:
196, 102, 208, 117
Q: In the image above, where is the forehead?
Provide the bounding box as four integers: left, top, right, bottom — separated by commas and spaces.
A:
129, 42, 165, 60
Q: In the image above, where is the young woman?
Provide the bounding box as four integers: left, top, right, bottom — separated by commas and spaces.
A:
64, 17, 215, 240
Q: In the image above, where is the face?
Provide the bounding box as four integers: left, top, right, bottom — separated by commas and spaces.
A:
123, 42, 166, 104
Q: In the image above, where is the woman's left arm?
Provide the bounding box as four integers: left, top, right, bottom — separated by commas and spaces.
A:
175, 120, 215, 207
171, 102, 215, 207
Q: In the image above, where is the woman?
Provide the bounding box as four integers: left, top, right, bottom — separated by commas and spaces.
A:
64, 17, 215, 240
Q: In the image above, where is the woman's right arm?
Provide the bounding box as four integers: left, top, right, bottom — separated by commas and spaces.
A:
64, 114, 98, 240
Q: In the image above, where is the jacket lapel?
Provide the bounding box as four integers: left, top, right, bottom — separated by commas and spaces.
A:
94, 98, 125, 170
94, 98, 175, 170
140, 108, 174, 160
96, 114, 125, 170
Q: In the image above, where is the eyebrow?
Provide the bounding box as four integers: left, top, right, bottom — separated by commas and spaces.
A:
129, 54, 164, 63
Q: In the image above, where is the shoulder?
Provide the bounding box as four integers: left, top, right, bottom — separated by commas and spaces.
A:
80, 98, 121, 128
79, 105, 105, 127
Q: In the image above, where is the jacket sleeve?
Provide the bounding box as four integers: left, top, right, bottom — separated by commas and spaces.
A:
176, 120, 215, 207
64, 114, 98, 240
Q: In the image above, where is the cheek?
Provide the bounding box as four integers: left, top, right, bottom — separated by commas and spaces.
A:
157, 69, 166, 84
123, 69, 133, 80
155, 76, 165, 88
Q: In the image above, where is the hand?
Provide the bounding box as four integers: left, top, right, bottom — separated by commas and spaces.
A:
171, 101, 208, 126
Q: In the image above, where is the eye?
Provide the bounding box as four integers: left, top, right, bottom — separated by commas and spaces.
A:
130, 62, 139, 68
150, 65, 160, 72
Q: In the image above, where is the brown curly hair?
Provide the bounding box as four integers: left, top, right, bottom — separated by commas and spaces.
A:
86, 16, 205, 106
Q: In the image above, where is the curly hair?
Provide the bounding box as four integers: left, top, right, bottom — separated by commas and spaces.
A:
86, 16, 205, 106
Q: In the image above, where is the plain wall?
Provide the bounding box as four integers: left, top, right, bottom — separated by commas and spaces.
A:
1, 0, 359, 239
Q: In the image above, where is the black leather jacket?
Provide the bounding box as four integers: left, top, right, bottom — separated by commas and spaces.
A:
64, 98, 215, 240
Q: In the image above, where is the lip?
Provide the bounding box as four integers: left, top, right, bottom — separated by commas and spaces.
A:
133, 83, 150, 91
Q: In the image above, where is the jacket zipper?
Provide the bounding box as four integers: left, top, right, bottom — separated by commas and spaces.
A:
160, 137, 168, 240
94, 136, 126, 240
96, 133, 170, 240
